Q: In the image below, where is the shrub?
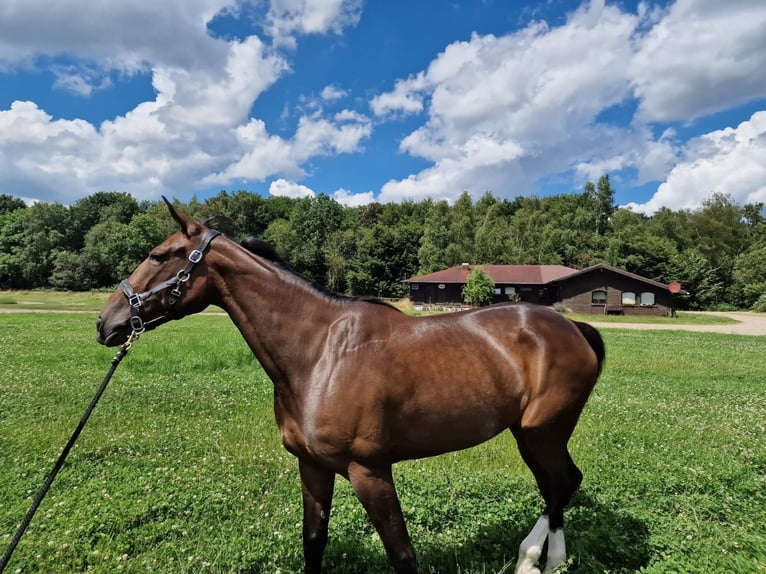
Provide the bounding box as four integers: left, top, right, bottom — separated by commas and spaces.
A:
461, 267, 495, 306
751, 293, 766, 312
553, 301, 567, 313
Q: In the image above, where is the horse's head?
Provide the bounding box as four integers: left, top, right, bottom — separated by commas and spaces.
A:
96, 198, 220, 347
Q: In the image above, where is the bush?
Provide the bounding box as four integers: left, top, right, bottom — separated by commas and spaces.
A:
709, 302, 740, 312
751, 294, 766, 312
461, 267, 495, 306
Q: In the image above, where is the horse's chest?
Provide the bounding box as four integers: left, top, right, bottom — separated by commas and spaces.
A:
274, 399, 347, 464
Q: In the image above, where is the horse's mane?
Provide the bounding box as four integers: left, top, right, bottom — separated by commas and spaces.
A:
239, 237, 284, 264
238, 237, 398, 310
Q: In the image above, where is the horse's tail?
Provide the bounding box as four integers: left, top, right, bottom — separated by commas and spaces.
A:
573, 321, 605, 375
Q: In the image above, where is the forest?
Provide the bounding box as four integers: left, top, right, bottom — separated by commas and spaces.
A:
1, 175, 765, 311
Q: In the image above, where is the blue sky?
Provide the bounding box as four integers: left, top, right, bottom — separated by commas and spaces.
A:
1, 0, 765, 213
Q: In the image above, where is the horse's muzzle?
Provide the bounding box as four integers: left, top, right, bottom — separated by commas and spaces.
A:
96, 315, 130, 347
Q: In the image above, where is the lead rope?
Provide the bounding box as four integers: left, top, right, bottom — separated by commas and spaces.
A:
0, 331, 140, 574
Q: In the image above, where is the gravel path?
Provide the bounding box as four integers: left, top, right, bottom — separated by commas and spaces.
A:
587, 311, 766, 336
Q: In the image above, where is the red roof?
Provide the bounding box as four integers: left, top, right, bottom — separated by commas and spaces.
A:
556, 263, 675, 290
406, 264, 577, 285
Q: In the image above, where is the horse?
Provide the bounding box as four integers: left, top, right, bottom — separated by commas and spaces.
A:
96, 199, 605, 574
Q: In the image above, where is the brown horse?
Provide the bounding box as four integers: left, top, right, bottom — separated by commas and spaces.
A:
96, 199, 604, 574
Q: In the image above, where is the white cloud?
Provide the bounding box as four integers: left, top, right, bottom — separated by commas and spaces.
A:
204, 110, 371, 185
51, 65, 113, 96
269, 178, 315, 198
631, 0, 766, 123
321, 85, 347, 101
0, 0, 235, 73
0, 1, 371, 203
627, 111, 766, 213
264, 0, 362, 48
332, 188, 374, 206
1, 0, 765, 211
376, 0, 638, 202
370, 73, 428, 117
373, 0, 766, 211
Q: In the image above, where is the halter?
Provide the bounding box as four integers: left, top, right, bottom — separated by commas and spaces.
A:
120, 229, 221, 335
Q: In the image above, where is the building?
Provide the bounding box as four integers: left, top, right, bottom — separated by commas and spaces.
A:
555, 263, 679, 316
405, 262, 680, 316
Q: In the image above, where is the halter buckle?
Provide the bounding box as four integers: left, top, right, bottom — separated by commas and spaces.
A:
129, 315, 146, 334
188, 249, 203, 264
128, 293, 142, 308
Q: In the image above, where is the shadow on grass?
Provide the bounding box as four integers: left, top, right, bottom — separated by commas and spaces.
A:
413, 490, 650, 573
244, 488, 650, 574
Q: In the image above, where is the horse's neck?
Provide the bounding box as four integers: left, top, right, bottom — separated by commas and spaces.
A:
208, 240, 335, 385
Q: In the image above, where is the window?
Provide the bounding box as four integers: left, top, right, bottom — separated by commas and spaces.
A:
494, 288, 502, 295
592, 290, 607, 305
622, 291, 636, 306
640, 291, 655, 306
504, 286, 516, 295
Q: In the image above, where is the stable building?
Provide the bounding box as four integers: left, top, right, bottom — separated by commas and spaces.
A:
405, 262, 680, 316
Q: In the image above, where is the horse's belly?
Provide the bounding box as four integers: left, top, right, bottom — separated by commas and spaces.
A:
388, 407, 510, 461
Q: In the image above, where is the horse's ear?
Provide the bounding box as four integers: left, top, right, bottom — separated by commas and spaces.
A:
162, 196, 197, 235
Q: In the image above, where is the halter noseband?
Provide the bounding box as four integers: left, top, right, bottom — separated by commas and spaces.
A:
120, 229, 221, 334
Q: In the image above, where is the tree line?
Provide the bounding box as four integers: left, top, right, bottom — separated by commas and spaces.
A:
1, 175, 765, 310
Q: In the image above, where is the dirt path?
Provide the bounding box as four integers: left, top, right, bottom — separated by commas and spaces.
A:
587, 311, 766, 336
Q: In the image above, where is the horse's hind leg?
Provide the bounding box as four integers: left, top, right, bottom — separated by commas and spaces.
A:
299, 459, 336, 574
512, 425, 583, 574
347, 462, 417, 573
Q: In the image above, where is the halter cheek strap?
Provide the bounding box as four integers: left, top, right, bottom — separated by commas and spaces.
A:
120, 229, 221, 334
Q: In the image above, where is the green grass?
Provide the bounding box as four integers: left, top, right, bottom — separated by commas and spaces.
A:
1, 313, 764, 573
0, 290, 110, 311
563, 311, 738, 325
0, 291, 741, 327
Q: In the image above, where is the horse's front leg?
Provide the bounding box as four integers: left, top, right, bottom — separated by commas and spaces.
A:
347, 462, 417, 573
299, 458, 336, 574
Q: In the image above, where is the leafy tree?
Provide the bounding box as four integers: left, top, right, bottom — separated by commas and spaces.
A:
1, 202, 71, 287
647, 207, 694, 252
733, 242, 766, 308
418, 200, 452, 273
462, 267, 495, 306
505, 198, 561, 264
50, 250, 90, 290
0, 184, 763, 310
262, 194, 348, 286
688, 193, 750, 305
0, 194, 26, 215
79, 220, 129, 287
446, 191, 476, 265
475, 202, 513, 264
607, 208, 678, 282
594, 174, 616, 236
346, 221, 421, 297
543, 192, 603, 268
68, 192, 140, 250
669, 248, 719, 309
474, 191, 498, 223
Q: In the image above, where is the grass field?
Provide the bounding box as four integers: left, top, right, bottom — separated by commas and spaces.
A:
0, 290, 110, 311
1, 312, 764, 573
0, 290, 739, 327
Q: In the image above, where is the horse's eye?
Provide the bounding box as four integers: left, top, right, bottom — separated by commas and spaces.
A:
148, 252, 167, 263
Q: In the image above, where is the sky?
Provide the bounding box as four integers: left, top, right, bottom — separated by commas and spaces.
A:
1, 0, 765, 214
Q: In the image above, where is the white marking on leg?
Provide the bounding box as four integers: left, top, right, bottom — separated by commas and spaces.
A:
514, 515, 549, 574
543, 528, 566, 573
